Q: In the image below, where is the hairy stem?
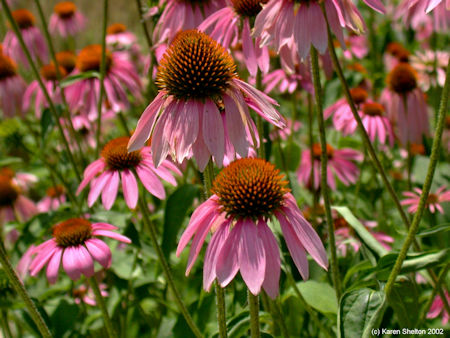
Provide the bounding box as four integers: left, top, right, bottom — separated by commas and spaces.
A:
88, 276, 116, 338
0, 244, 52, 338
310, 47, 342, 300
248, 290, 260, 338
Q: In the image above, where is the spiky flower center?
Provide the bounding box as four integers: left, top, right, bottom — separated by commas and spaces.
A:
101, 137, 142, 171
76, 45, 112, 73
388, 63, 417, 94
46, 185, 65, 198
0, 175, 19, 207
54, 2, 77, 19
349, 87, 368, 105
212, 158, 289, 219
156, 30, 236, 100
53, 218, 92, 247
386, 42, 409, 58
426, 193, 438, 204
55, 51, 76, 74
107, 23, 127, 35
12, 9, 35, 29
362, 102, 384, 116
231, 0, 267, 17
0, 54, 17, 80
40, 64, 67, 81
312, 143, 334, 160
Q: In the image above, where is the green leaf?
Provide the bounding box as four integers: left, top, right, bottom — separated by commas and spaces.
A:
389, 278, 419, 327
274, 142, 301, 172
40, 108, 54, 142
332, 206, 388, 257
50, 299, 79, 337
60, 70, 100, 87
416, 224, 450, 237
376, 249, 449, 275
297, 280, 338, 314
162, 184, 200, 258
338, 288, 386, 338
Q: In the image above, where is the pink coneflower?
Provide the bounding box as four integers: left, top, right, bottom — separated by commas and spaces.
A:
401, 186, 450, 214
3, 9, 48, 68
23, 64, 67, 117
253, 0, 385, 60
106, 23, 144, 69
17, 244, 36, 280
128, 30, 285, 171
28, 218, 131, 284
199, 0, 270, 77
177, 158, 328, 298
341, 33, 369, 60
0, 173, 38, 225
77, 136, 181, 210
65, 45, 142, 119
396, 0, 450, 33
410, 50, 449, 90
49, 1, 86, 37
0, 52, 26, 117
333, 217, 393, 256
55, 50, 77, 74
381, 62, 430, 145
263, 63, 313, 94
427, 291, 450, 325
153, 0, 224, 44
37, 185, 66, 212
383, 42, 410, 71
297, 144, 363, 191
269, 118, 302, 141
73, 282, 108, 306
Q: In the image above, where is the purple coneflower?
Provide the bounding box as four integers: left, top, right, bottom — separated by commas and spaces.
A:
396, 0, 449, 33
401, 186, 450, 214
65, 45, 142, 119
297, 143, 363, 191
427, 291, 450, 325
77, 136, 181, 210
199, 0, 270, 77
28, 218, 131, 284
0, 52, 26, 117
37, 185, 66, 212
128, 30, 285, 171
381, 62, 430, 145
49, 1, 86, 37
177, 158, 328, 298
3, 9, 48, 67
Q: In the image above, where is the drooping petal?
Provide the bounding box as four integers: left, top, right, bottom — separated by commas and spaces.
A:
87, 171, 112, 207
216, 220, 243, 287
202, 99, 224, 166
76, 245, 95, 278
238, 219, 266, 295
92, 230, 132, 243
258, 220, 280, 299
85, 238, 112, 268
136, 165, 166, 199
46, 248, 62, 284
121, 169, 139, 209
101, 170, 120, 210
62, 246, 82, 281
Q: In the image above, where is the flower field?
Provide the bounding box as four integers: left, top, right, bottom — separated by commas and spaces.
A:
0, 0, 449, 337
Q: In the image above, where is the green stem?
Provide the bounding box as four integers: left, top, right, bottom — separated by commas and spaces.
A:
0, 244, 52, 338
95, 0, 109, 157
203, 160, 228, 338
137, 195, 203, 338
1, 0, 82, 182
384, 54, 450, 307
118, 111, 131, 135
322, 7, 411, 232
307, 93, 318, 228
310, 47, 342, 300
88, 277, 116, 338
33, 0, 86, 166
248, 290, 260, 338
215, 282, 228, 338
1, 310, 13, 338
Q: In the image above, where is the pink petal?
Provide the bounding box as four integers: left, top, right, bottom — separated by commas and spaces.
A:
46, 248, 62, 284
223, 93, 249, 157
85, 238, 112, 268
121, 169, 138, 209
216, 221, 243, 287
101, 170, 120, 210
62, 246, 82, 281
76, 159, 106, 195
92, 230, 131, 243
136, 165, 166, 199
76, 245, 95, 278
202, 99, 224, 166
87, 171, 112, 207
258, 220, 280, 299
203, 221, 230, 291
242, 18, 257, 77
238, 219, 266, 295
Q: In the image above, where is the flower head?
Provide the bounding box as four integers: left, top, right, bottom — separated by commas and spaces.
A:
65, 45, 142, 118
297, 144, 363, 190
49, 1, 86, 37
3, 9, 48, 67
37, 185, 66, 212
401, 186, 450, 214
0, 52, 26, 117
427, 291, 450, 325
77, 136, 181, 210
55, 51, 77, 74
177, 158, 328, 298
128, 30, 284, 170
28, 218, 131, 284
